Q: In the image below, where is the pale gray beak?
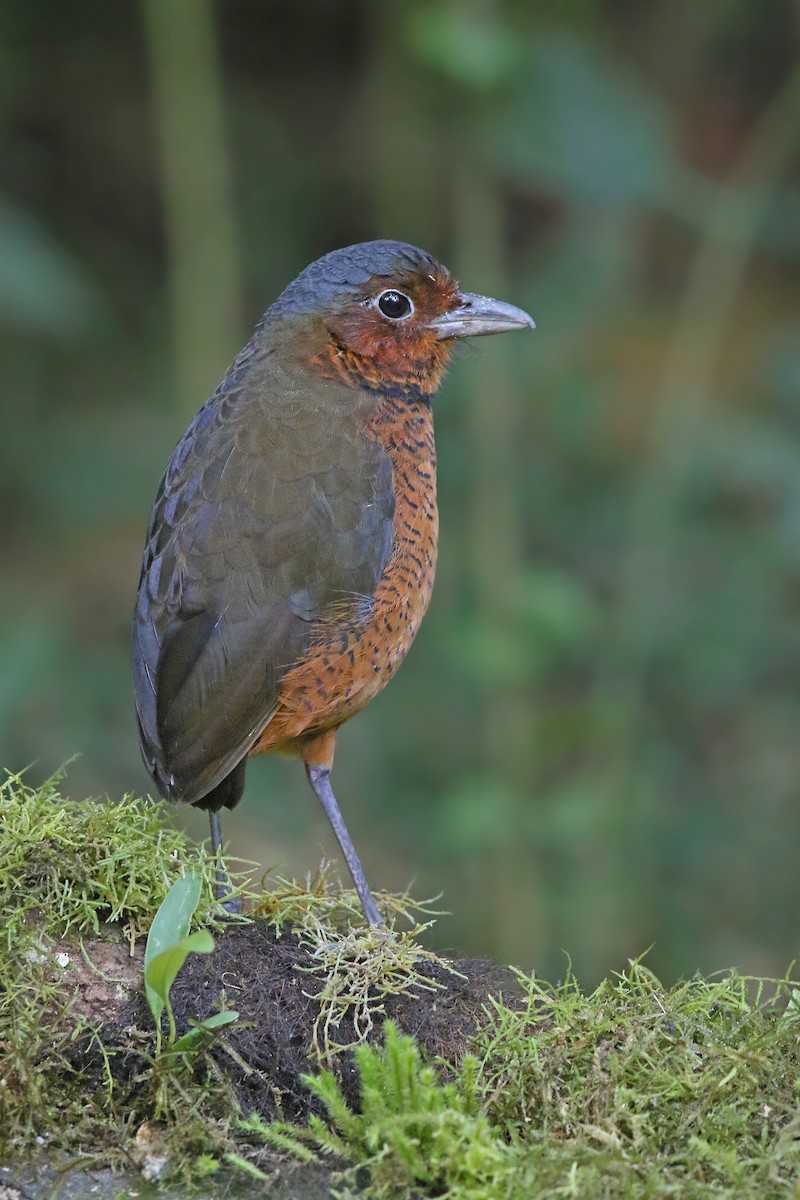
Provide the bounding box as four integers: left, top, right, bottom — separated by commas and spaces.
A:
428, 291, 535, 339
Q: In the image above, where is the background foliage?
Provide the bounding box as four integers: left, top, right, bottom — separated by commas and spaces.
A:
1, 0, 799, 984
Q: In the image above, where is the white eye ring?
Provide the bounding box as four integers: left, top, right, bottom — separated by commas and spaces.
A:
373, 290, 414, 320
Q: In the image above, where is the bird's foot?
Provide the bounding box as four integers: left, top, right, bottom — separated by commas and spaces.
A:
214, 867, 242, 915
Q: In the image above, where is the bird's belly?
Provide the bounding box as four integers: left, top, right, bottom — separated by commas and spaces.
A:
251, 398, 438, 757
253, 582, 435, 755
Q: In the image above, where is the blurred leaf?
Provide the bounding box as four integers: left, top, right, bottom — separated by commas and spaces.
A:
405, 6, 523, 92
0, 618, 63, 725
755, 186, 800, 260
0, 198, 104, 337
444, 616, 535, 688
488, 32, 673, 209
515, 224, 638, 330
690, 413, 800, 519
758, 322, 800, 419
508, 567, 598, 651
531, 780, 613, 849
433, 775, 521, 856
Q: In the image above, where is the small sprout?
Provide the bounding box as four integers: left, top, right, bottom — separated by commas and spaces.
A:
172, 1008, 239, 1052
144, 871, 237, 1051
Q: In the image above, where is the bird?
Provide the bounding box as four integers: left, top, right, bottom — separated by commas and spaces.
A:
132, 240, 534, 925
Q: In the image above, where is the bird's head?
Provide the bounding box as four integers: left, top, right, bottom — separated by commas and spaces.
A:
267, 240, 535, 400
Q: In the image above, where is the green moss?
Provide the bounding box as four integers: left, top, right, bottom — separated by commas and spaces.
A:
0, 766, 242, 945
262, 964, 800, 1198
474, 961, 800, 1197
243, 1022, 515, 1198
0, 766, 248, 1172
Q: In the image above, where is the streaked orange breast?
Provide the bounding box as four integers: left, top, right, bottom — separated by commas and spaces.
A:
251, 395, 437, 756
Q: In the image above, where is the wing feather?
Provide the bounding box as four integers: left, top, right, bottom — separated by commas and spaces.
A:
132, 347, 394, 804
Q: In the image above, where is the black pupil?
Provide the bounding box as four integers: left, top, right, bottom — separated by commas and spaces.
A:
378, 291, 410, 319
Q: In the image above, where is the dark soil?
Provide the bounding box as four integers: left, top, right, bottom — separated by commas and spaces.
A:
63, 920, 522, 1123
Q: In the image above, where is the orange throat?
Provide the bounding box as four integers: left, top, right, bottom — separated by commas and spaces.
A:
308, 333, 454, 400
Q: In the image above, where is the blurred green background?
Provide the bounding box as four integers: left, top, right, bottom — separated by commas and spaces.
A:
2, 0, 799, 985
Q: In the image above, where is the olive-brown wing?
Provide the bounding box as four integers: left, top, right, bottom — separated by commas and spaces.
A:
132, 361, 393, 805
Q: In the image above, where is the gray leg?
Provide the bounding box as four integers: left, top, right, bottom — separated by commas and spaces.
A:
208, 810, 241, 915
306, 764, 383, 928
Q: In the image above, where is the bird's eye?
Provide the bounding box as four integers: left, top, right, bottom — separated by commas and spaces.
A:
377, 290, 413, 320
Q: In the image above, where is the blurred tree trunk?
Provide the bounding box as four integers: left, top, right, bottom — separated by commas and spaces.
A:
453, 167, 540, 950
445, 0, 540, 947
142, 0, 243, 416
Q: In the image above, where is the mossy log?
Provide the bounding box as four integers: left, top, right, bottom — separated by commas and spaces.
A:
4, 774, 800, 1199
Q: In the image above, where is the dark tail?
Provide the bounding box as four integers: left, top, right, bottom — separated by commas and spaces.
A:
192, 757, 247, 813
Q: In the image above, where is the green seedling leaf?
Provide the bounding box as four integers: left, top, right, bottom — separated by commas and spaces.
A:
145, 929, 214, 1019
172, 1009, 240, 1052
144, 871, 204, 1026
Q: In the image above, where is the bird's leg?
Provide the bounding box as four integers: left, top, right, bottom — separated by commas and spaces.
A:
208, 810, 241, 915
304, 731, 384, 929
306, 767, 384, 928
